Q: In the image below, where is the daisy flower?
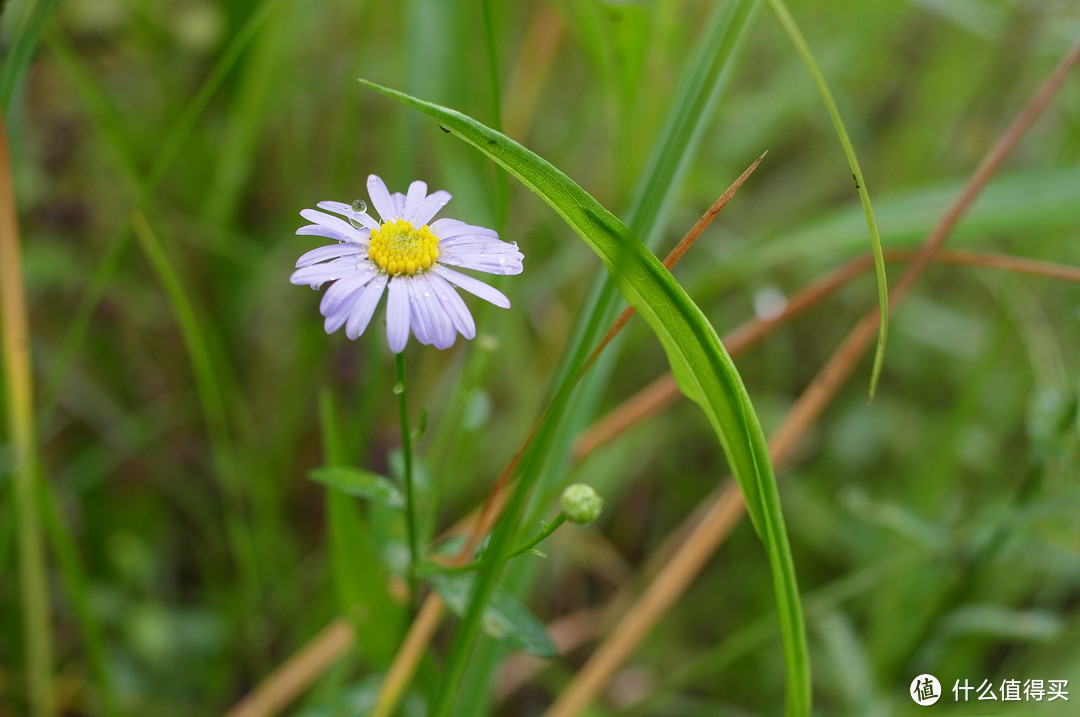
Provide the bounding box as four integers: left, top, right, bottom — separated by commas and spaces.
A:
290, 174, 523, 352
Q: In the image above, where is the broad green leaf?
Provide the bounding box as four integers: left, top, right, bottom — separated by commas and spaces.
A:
358, 79, 811, 715
309, 466, 405, 509
429, 573, 558, 659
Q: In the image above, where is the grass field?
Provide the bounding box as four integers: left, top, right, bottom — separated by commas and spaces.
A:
2, 1, 1080, 715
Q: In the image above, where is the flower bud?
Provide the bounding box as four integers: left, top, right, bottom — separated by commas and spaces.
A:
560, 484, 604, 524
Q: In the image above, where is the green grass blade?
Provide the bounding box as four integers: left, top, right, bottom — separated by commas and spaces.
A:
36, 479, 120, 716
318, 391, 404, 668
359, 79, 811, 717
40, 0, 281, 418
623, 0, 762, 244
128, 210, 264, 634
766, 0, 889, 400
1, 117, 54, 717
0, 0, 62, 112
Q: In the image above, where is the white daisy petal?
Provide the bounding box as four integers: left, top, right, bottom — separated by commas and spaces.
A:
426, 272, 475, 341
295, 244, 364, 268
323, 278, 370, 334
300, 208, 366, 242
317, 201, 381, 231
320, 266, 378, 319
367, 175, 397, 222
404, 278, 433, 345
315, 200, 353, 216
410, 190, 451, 226
391, 192, 407, 217
386, 277, 411, 353
440, 243, 524, 275
430, 218, 499, 240
403, 181, 428, 223
432, 265, 511, 309
345, 273, 388, 340
413, 274, 457, 349
296, 224, 350, 243
290, 257, 359, 288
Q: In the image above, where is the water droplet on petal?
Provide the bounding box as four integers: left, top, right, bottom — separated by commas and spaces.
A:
349, 199, 368, 229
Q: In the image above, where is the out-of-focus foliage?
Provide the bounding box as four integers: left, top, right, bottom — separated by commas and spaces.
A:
2, 0, 1079, 715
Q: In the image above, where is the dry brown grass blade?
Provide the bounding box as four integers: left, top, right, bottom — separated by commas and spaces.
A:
584, 152, 766, 365
541, 34, 1080, 717
224, 621, 353, 717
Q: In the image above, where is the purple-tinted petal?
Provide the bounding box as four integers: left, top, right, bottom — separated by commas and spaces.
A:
430, 218, 498, 240
431, 265, 510, 309
317, 200, 381, 231
386, 277, 411, 353
415, 274, 458, 349
290, 258, 359, 288
367, 175, 397, 222
345, 273, 388, 340
295, 244, 364, 268
426, 272, 475, 339
320, 266, 378, 320
405, 278, 435, 346
403, 181, 428, 223
439, 243, 523, 275
410, 190, 451, 226
297, 223, 370, 245
391, 192, 406, 217
300, 209, 366, 242
315, 200, 352, 216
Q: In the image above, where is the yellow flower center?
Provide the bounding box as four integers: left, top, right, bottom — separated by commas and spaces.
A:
367, 219, 440, 276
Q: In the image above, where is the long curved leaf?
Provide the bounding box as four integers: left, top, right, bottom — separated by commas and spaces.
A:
359, 79, 811, 716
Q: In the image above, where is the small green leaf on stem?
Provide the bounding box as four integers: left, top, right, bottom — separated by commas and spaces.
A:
429, 573, 558, 659
309, 467, 405, 509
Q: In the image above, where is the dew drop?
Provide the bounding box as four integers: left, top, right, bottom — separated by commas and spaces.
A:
348, 199, 368, 229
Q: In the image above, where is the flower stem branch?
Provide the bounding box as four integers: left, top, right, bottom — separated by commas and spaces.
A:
437, 514, 568, 575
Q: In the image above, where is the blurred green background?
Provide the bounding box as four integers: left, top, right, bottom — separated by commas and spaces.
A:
2, 0, 1080, 715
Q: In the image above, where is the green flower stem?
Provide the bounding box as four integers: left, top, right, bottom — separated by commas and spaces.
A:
394, 352, 420, 596
509, 513, 566, 558
434, 513, 569, 575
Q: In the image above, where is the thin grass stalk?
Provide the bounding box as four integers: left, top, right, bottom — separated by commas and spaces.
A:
541, 34, 1080, 717
40, 0, 282, 418
766, 0, 888, 399
129, 210, 264, 648
0, 118, 54, 717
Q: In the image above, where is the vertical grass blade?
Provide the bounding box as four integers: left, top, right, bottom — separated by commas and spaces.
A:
129, 210, 263, 634
0, 0, 62, 111
766, 0, 889, 400
0, 118, 55, 717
